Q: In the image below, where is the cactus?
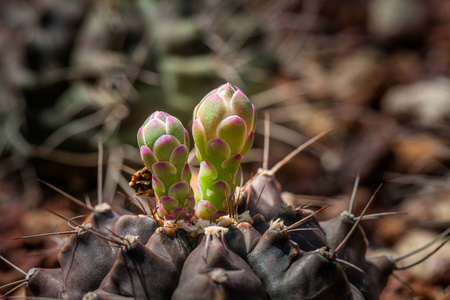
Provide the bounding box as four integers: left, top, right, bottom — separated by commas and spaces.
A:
1, 83, 449, 300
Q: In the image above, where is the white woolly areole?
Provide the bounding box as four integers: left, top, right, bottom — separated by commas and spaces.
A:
258, 168, 274, 177
26, 268, 36, 280
175, 221, 199, 233
204, 226, 229, 238
82, 292, 98, 300
76, 222, 93, 234
163, 219, 211, 236
209, 268, 228, 283
94, 202, 111, 213
217, 215, 237, 227
341, 210, 356, 220
164, 219, 198, 233
123, 234, 139, 247
194, 220, 215, 235
196, 220, 212, 229
269, 218, 286, 231
163, 220, 176, 228
238, 210, 253, 224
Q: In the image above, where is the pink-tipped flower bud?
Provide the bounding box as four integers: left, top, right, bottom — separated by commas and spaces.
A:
192, 84, 256, 219
138, 111, 193, 220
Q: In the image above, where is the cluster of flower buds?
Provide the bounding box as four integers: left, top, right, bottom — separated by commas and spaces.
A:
138, 83, 256, 222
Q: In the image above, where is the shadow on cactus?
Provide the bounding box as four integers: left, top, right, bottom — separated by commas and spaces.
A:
1, 83, 449, 300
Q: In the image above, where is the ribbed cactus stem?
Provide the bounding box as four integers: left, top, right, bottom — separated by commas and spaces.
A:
138, 111, 194, 220
193, 83, 256, 221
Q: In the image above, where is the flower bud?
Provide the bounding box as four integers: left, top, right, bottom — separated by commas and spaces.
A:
138, 111, 193, 220
192, 83, 256, 220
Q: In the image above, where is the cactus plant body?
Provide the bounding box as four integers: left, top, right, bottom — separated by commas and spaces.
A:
1, 83, 449, 300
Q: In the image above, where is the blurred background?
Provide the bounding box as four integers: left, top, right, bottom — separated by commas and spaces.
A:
0, 0, 449, 299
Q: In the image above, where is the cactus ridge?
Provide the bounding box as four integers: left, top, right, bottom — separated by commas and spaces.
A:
2, 84, 448, 300
4, 191, 447, 300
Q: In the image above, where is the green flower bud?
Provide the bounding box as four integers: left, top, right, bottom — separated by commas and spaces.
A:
139, 111, 193, 220
192, 83, 256, 220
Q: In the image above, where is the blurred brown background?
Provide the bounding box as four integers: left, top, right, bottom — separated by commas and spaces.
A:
1, 0, 449, 299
